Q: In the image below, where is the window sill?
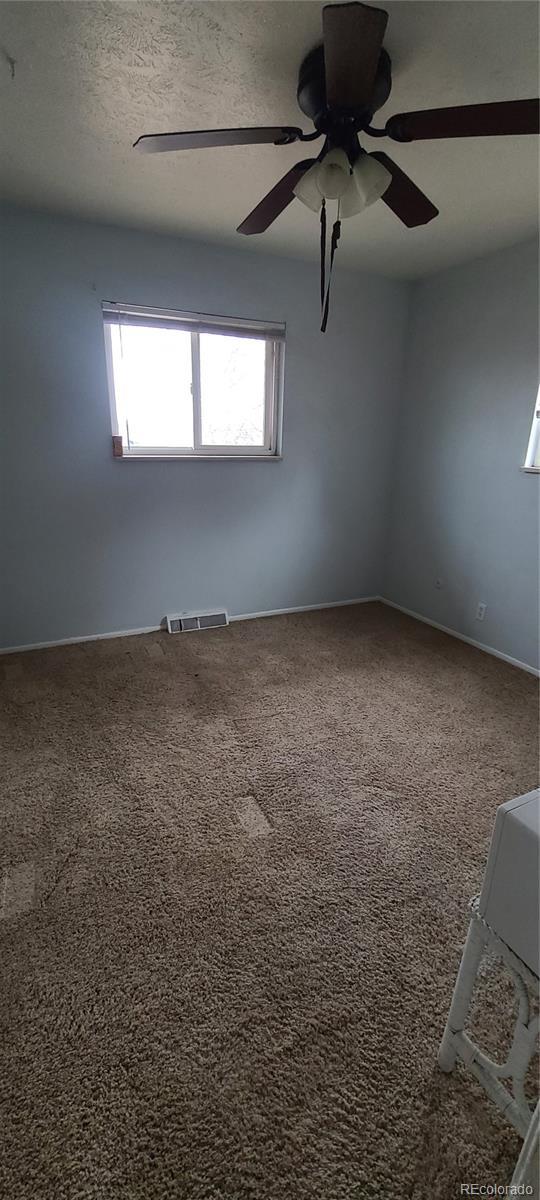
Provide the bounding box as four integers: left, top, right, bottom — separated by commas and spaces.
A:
521, 465, 540, 474
116, 453, 283, 462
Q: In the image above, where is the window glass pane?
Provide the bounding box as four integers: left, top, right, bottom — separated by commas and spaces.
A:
199, 334, 266, 446
110, 324, 193, 448
534, 393, 540, 467
524, 388, 540, 468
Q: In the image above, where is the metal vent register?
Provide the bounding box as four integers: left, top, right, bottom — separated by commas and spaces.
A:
166, 612, 229, 634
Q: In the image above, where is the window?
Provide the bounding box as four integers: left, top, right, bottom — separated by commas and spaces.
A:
524, 389, 540, 472
103, 303, 285, 459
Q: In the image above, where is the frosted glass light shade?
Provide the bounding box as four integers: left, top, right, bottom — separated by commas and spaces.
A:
316, 149, 353, 199
293, 150, 392, 219
340, 155, 392, 217
292, 163, 324, 212
293, 148, 352, 211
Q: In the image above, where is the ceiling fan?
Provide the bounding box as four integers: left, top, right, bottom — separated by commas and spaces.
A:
134, 1, 539, 232
134, 1, 539, 327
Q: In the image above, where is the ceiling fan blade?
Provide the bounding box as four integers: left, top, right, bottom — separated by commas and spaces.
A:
237, 160, 317, 235
322, 2, 388, 111
133, 126, 304, 153
386, 99, 540, 142
370, 152, 439, 227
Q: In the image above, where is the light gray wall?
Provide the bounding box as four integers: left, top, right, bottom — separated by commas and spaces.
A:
0, 205, 408, 649
384, 240, 539, 671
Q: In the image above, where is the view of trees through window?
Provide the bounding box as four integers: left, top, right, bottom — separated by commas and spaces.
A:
109, 323, 267, 449
110, 324, 193, 448
200, 333, 265, 446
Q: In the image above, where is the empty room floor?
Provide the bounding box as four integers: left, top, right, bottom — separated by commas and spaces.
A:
1, 602, 538, 1200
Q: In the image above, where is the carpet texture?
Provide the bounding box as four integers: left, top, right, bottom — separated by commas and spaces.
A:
1, 602, 538, 1200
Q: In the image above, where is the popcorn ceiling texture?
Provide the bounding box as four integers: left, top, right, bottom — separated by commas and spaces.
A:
0, 1, 538, 276
0, 602, 538, 1199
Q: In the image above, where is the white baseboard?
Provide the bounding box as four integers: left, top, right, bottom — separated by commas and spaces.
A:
0, 597, 378, 656
230, 596, 379, 622
2, 597, 537, 677
379, 597, 540, 678
0, 624, 162, 656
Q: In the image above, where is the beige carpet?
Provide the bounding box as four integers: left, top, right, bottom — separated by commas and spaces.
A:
1, 602, 538, 1200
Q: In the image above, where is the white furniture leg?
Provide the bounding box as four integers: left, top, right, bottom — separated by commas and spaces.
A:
438, 912, 489, 1073
511, 1100, 539, 1190
438, 900, 539, 1140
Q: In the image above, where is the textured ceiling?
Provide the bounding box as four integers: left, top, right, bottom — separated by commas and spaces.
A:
0, 1, 538, 277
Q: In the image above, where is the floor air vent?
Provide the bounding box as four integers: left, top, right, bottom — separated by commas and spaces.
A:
166, 611, 229, 634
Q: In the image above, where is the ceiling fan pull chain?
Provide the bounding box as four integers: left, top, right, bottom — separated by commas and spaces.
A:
320, 216, 341, 334
320, 199, 327, 308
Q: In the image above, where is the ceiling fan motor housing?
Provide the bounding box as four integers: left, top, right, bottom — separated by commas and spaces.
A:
297, 44, 392, 136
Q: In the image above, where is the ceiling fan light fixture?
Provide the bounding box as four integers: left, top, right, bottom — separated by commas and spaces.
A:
292, 162, 324, 212
339, 154, 392, 217
316, 148, 353, 198
294, 147, 392, 218
293, 147, 353, 210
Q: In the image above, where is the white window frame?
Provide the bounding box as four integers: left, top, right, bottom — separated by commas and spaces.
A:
523, 389, 540, 473
102, 302, 285, 460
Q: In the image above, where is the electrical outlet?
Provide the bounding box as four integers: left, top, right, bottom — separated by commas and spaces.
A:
435, 578, 443, 590
476, 602, 487, 621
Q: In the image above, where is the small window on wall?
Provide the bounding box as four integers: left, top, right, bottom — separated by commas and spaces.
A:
103, 304, 284, 459
524, 389, 540, 471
